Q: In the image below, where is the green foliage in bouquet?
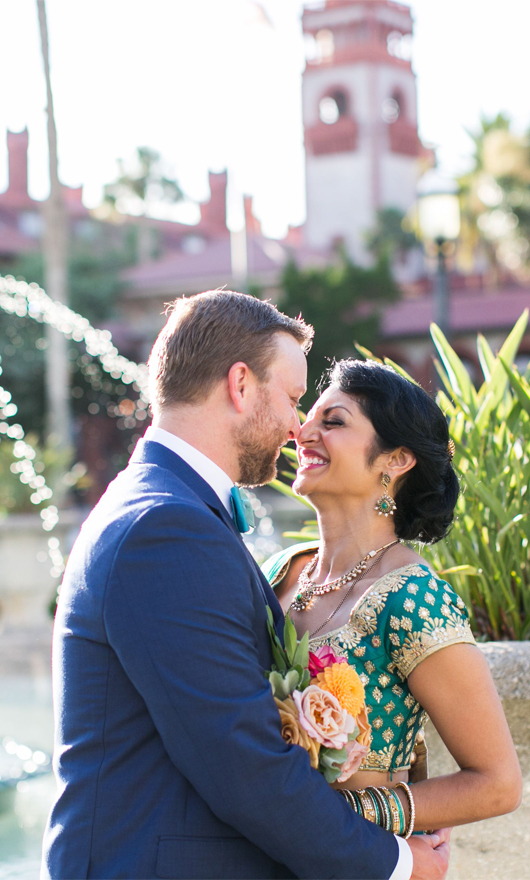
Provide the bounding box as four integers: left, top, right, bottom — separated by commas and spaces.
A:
269, 312, 530, 641
265, 608, 311, 697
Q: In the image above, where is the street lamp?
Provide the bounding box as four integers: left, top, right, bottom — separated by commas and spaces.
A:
417, 170, 461, 338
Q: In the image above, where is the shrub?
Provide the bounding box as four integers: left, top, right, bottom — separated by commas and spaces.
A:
270, 312, 530, 641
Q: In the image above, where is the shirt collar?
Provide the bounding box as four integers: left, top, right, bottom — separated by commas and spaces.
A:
144, 425, 234, 514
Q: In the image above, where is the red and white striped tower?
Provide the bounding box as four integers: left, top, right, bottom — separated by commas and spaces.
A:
302, 0, 425, 262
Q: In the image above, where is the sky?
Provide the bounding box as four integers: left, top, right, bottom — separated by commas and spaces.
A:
0, 0, 529, 238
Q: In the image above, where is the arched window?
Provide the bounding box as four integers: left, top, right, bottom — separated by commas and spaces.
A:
319, 88, 349, 125
382, 89, 405, 124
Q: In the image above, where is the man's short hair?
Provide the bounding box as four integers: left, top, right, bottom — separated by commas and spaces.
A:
148, 290, 313, 408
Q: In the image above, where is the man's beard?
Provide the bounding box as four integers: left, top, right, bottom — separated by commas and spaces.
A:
235, 389, 286, 488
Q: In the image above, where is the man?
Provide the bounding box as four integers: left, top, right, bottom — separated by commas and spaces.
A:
42, 290, 450, 879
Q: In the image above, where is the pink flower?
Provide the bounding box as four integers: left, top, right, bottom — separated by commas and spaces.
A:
336, 739, 370, 783
308, 646, 347, 678
293, 685, 356, 749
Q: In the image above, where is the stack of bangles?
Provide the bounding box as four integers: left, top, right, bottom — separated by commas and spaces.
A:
339, 781, 415, 839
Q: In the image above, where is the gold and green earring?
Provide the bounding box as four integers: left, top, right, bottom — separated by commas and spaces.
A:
375, 473, 397, 517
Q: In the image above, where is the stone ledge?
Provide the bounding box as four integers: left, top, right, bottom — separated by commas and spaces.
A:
478, 641, 530, 699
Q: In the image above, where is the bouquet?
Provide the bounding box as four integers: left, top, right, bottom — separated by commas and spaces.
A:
266, 609, 371, 783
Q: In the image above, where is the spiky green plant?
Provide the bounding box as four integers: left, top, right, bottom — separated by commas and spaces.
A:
269, 312, 530, 640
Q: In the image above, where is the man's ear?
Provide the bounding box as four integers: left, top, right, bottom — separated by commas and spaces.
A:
227, 361, 254, 414
385, 447, 416, 483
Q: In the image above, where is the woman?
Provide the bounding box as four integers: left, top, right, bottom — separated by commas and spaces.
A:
263, 359, 522, 836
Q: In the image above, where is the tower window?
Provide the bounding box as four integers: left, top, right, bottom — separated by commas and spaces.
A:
387, 30, 413, 61
382, 97, 400, 124
315, 29, 334, 61
319, 89, 348, 125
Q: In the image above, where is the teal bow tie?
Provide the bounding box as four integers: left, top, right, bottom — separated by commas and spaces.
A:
230, 487, 255, 533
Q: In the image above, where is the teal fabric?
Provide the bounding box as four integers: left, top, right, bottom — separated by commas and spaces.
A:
264, 544, 476, 774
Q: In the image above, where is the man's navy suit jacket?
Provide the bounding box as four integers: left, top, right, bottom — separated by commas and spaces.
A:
41, 439, 398, 880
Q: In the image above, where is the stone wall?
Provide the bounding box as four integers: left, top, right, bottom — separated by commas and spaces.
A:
0, 510, 84, 628
427, 642, 530, 880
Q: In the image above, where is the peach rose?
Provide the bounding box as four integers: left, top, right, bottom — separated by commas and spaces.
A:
355, 704, 372, 748
336, 740, 370, 782
274, 696, 320, 769
292, 685, 356, 750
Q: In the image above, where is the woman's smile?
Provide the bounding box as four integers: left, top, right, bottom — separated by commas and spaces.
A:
297, 448, 329, 472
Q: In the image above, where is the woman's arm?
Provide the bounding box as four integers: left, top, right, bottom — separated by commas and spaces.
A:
402, 643, 522, 830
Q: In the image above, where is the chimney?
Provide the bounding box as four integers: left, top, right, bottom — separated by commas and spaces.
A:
200, 170, 228, 235
7, 129, 29, 197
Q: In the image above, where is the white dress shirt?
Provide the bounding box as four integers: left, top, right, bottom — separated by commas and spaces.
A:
145, 425, 234, 513
143, 425, 412, 880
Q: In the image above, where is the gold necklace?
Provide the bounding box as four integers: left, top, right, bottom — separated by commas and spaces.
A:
290, 540, 399, 613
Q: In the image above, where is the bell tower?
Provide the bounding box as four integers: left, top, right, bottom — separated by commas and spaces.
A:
302, 0, 424, 262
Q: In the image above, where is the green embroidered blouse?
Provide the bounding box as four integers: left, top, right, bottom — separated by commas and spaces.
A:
263, 542, 476, 775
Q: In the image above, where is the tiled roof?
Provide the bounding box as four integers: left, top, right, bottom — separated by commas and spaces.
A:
382, 287, 530, 338
122, 235, 328, 296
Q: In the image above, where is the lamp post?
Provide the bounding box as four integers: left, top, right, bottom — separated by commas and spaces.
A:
417, 171, 461, 338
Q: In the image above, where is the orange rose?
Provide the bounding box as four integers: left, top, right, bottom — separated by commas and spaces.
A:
274, 696, 321, 769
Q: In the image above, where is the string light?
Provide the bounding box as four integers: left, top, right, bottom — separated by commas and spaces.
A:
0, 273, 152, 582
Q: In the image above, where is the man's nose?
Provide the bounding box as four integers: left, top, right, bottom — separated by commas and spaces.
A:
287, 409, 302, 441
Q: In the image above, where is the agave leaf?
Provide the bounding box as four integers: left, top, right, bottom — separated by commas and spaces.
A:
497, 513, 527, 541
436, 565, 480, 576
268, 478, 314, 508
480, 310, 528, 413
431, 323, 478, 411
500, 358, 530, 416
354, 343, 383, 363
477, 333, 496, 384
383, 357, 420, 386
281, 446, 299, 462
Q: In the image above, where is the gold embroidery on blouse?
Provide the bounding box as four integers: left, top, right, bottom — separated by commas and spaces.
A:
394, 713, 404, 727
384, 701, 395, 714
392, 684, 403, 697
403, 598, 415, 612
373, 687, 383, 703
372, 716, 383, 729
365, 661, 376, 674
360, 745, 397, 772
400, 617, 413, 631
378, 673, 390, 687
382, 728, 395, 743
371, 636, 381, 648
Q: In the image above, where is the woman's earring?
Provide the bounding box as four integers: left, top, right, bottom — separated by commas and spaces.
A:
375, 473, 397, 517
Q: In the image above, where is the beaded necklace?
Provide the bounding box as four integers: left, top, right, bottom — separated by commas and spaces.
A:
290, 539, 399, 613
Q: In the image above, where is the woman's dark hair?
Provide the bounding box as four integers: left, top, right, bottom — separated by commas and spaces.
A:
326, 359, 459, 544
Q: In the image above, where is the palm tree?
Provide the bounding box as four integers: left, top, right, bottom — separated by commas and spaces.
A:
103, 147, 184, 262
36, 0, 72, 453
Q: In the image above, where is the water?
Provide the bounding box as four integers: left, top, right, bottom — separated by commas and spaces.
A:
0, 666, 55, 880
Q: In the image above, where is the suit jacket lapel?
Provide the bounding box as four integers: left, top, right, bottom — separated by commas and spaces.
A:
130, 439, 285, 639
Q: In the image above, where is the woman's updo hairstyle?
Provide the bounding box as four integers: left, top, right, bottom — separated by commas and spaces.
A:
326, 359, 459, 544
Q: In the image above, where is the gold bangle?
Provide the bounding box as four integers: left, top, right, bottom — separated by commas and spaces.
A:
395, 781, 415, 839
357, 788, 378, 824
381, 786, 402, 835
366, 786, 391, 832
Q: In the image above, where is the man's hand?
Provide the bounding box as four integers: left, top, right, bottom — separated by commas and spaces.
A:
408, 828, 451, 880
